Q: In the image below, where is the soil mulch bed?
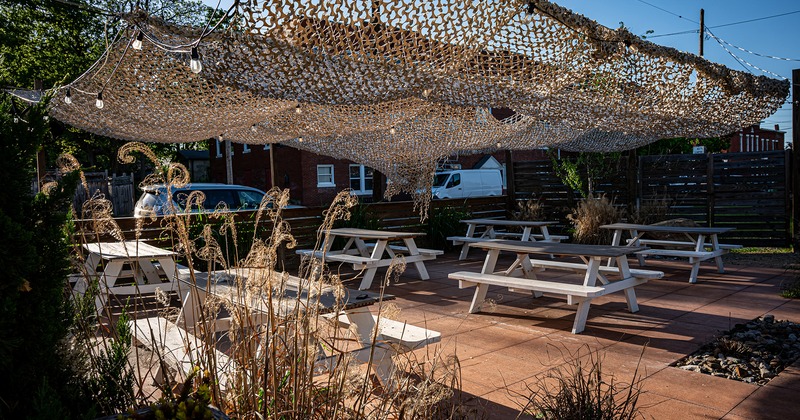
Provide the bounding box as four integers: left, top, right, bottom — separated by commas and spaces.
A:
673, 315, 800, 385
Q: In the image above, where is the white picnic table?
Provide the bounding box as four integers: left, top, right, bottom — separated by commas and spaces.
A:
170, 268, 439, 387
448, 240, 662, 334
601, 223, 741, 284
79, 241, 179, 311
448, 218, 566, 260
296, 227, 442, 290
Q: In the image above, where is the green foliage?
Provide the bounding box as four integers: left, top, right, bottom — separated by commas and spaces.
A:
0, 0, 216, 171
0, 94, 90, 417
335, 202, 380, 230
425, 205, 472, 251
88, 309, 136, 414
780, 279, 800, 299
637, 137, 728, 155
548, 150, 622, 198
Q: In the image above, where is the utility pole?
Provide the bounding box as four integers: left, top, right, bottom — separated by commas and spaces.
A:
793, 69, 799, 251
699, 9, 705, 56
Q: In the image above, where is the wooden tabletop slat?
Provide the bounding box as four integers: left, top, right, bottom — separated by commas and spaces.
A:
460, 219, 556, 227
329, 227, 423, 240
600, 223, 734, 235
469, 240, 645, 258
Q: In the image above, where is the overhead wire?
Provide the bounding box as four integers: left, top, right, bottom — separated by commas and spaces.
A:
705, 29, 787, 79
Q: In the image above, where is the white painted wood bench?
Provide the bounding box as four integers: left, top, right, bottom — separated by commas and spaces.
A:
512, 259, 664, 280
329, 313, 441, 351
129, 316, 234, 389
628, 239, 742, 251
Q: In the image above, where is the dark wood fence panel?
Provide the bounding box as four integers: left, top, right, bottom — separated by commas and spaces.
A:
73, 196, 509, 266
639, 154, 710, 225
513, 151, 791, 247
711, 151, 789, 246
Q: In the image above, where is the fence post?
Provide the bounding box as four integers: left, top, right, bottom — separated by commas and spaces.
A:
505, 150, 516, 217
793, 69, 799, 251
626, 149, 637, 216
706, 153, 715, 227
786, 149, 793, 247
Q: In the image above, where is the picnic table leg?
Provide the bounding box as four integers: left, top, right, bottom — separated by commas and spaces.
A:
571, 298, 591, 334
607, 229, 623, 267
687, 234, 706, 283
357, 240, 386, 290
711, 234, 725, 273
520, 227, 533, 241
519, 255, 543, 298
343, 308, 396, 388
97, 260, 124, 313
469, 249, 500, 313
631, 230, 646, 266
402, 238, 430, 280
615, 256, 640, 312
459, 223, 477, 260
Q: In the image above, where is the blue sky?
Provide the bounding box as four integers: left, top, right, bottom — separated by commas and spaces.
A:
202, 0, 798, 143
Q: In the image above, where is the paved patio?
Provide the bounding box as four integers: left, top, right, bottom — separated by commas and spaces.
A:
340, 252, 800, 419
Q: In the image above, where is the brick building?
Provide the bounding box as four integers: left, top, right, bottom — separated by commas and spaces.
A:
207, 138, 549, 207
724, 124, 785, 153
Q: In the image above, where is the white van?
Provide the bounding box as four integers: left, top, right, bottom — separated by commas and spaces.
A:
431, 169, 503, 199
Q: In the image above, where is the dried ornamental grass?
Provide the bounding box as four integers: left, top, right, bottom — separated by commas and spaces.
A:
68, 145, 464, 419
568, 194, 622, 245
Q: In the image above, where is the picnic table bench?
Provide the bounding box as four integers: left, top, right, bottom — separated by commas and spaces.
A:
296, 228, 440, 290
448, 241, 660, 334
601, 223, 741, 283
448, 219, 566, 260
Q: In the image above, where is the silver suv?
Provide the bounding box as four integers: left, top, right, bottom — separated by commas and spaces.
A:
134, 183, 274, 217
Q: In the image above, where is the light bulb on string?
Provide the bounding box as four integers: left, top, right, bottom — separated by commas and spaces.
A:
64, 88, 72, 105
389, 126, 396, 135
295, 104, 302, 114
96, 92, 104, 109
297, 136, 303, 143
190, 47, 202, 74
132, 31, 144, 50
251, 124, 258, 133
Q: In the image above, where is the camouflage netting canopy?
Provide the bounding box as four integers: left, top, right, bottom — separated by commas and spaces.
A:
49, 0, 789, 212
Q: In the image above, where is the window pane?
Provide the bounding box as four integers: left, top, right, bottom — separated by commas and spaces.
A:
364, 179, 373, 191
349, 165, 360, 178
364, 167, 374, 178
350, 179, 360, 190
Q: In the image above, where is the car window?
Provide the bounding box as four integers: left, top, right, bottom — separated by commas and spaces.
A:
433, 173, 450, 187
201, 190, 238, 210
447, 174, 461, 188
238, 190, 264, 209
138, 192, 159, 208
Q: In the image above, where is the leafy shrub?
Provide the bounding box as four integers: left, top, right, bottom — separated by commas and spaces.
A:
567, 194, 623, 245
425, 205, 471, 251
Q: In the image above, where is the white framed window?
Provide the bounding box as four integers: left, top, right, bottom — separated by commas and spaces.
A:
349, 165, 374, 195
317, 165, 335, 187
242, 143, 251, 154
263, 144, 270, 151
215, 139, 222, 158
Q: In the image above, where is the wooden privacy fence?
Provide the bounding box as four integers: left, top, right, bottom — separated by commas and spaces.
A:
513, 150, 792, 247
72, 196, 508, 268
74, 172, 135, 217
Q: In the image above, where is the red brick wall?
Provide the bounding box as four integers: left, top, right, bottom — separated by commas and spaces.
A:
725, 125, 785, 153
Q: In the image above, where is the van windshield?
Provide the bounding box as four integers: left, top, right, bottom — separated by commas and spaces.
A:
432, 173, 450, 187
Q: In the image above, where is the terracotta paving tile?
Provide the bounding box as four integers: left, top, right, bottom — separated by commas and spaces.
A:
637, 392, 730, 419
728, 384, 799, 419
643, 367, 758, 412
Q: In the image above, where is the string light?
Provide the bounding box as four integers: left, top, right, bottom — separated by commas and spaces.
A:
64, 88, 72, 105
389, 126, 396, 135
190, 47, 202, 73
95, 91, 104, 109
295, 104, 302, 114
132, 31, 144, 50
297, 136, 303, 142
251, 124, 258, 132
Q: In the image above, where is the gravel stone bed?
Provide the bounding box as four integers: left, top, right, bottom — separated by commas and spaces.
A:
673, 315, 800, 385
